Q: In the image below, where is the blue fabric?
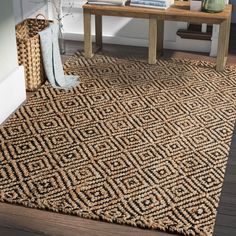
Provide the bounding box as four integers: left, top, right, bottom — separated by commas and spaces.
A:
39, 24, 79, 89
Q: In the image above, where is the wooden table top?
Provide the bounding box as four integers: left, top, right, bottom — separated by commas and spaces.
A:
83, 1, 232, 23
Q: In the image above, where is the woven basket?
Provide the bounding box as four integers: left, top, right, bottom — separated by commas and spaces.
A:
16, 14, 52, 91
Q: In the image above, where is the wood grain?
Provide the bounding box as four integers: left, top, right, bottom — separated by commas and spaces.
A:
225, 17, 232, 57
0, 203, 176, 236
83, 2, 232, 23
148, 17, 157, 64
214, 124, 236, 236
157, 20, 164, 55
216, 19, 229, 71
95, 15, 103, 48
84, 10, 93, 58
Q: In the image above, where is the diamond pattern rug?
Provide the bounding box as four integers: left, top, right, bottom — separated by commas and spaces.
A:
1, 52, 236, 236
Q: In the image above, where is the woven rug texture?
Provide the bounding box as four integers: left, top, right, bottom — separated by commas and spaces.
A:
1, 52, 236, 236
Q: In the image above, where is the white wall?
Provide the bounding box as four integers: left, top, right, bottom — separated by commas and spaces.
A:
0, 0, 18, 82
13, 0, 48, 24
0, 0, 26, 124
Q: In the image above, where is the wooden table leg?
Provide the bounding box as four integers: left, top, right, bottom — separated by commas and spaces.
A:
148, 17, 157, 64
84, 10, 93, 58
225, 17, 231, 58
157, 20, 164, 57
95, 15, 102, 49
216, 20, 228, 71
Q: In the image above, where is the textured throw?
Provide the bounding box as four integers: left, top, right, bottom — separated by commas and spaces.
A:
39, 24, 79, 89
1, 52, 236, 236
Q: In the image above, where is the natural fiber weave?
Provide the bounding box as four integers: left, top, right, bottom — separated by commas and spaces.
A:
16, 15, 52, 91
1, 52, 236, 236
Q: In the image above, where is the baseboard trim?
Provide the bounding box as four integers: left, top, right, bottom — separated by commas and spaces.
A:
64, 32, 149, 47
64, 32, 211, 53
0, 66, 26, 125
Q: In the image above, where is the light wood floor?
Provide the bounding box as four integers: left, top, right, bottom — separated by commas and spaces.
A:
1, 24, 236, 236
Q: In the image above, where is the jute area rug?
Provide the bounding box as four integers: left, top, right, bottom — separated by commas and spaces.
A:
1, 52, 236, 236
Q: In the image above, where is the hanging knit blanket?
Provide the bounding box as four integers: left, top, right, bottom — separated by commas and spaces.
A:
39, 24, 79, 89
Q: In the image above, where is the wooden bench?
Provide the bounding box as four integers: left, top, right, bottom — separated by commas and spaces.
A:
83, 2, 232, 71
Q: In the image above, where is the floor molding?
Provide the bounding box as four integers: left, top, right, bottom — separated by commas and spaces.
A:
64, 32, 211, 53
